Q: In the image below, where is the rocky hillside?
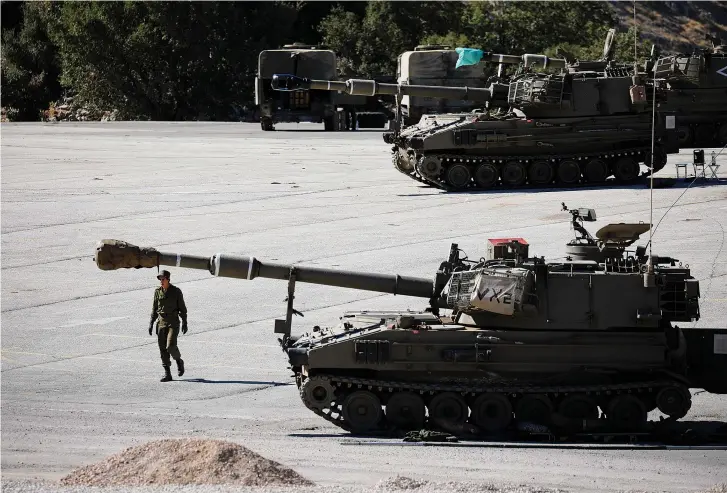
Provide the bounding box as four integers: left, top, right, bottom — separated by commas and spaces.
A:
610, 1, 727, 54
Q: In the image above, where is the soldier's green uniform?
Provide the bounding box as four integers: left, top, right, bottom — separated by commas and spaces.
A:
149, 270, 187, 381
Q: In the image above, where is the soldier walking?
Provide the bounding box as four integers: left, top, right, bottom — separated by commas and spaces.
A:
149, 270, 187, 382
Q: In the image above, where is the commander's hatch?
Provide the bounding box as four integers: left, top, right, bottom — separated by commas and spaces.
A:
595, 223, 650, 247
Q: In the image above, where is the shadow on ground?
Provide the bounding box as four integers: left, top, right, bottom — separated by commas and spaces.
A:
180, 378, 292, 386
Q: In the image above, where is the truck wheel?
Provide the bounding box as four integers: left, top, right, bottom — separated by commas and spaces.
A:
261, 118, 274, 131
324, 116, 335, 131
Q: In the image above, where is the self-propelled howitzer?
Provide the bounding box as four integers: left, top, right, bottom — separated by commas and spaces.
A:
94, 207, 727, 438
649, 34, 727, 147
272, 48, 679, 192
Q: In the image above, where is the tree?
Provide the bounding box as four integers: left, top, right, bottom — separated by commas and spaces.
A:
422, 1, 617, 55
1, 1, 61, 121
45, 1, 303, 120
319, 1, 465, 78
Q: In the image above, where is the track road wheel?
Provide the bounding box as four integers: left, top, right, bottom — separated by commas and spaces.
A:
471, 393, 513, 432
342, 391, 382, 433
301, 376, 335, 410
558, 394, 599, 420
557, 160, 581, 184
656, 385, 691, 419
515, 394, 553, 425
528, 160, 554, 185
446, 164, 472, 189
613, 157, 639, 182
418, 156, 442, 178
501, 161, 526, 186
584, 159, 608, 183
474, 163, 498, 188
428, 392, 468, 426
677, 125, 693, 147
607, 394, 646, 429
323, 116, 335, 131
645, 148, 668, 173
385, 392, 426, 430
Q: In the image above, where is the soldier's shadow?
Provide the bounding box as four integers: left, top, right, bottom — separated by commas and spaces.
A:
180, 378, 292, 386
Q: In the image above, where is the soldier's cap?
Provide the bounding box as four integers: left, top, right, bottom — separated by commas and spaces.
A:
157, 270, 171, 280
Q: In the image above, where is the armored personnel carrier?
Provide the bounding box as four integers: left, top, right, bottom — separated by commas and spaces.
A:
272, 37, 680, 191
650, 34, 727, 147
95, 205, 726, 437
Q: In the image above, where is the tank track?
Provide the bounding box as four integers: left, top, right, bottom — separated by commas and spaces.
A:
392, 146, 667, 193
299, 373, 690, 439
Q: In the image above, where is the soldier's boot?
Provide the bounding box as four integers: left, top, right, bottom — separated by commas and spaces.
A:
160, 365, 173, 382
176, 358, 185, 377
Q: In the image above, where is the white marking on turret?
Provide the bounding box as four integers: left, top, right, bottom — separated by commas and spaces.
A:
247, 257, 255, 279
176, 254, 181, 267
214, 254, 221, 277
717, 65, 727, 77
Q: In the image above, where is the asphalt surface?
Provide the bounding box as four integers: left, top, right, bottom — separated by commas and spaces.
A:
2, 122, 726, 493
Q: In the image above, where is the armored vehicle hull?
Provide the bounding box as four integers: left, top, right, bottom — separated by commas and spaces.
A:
94, 205, 726, 439
291, 311, 725, 435
388, 111, 676, 192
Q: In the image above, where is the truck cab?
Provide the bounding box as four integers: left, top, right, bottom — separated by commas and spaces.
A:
256, 43, 338, 131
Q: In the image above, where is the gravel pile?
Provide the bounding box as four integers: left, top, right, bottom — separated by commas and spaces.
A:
59, 438, 313, 487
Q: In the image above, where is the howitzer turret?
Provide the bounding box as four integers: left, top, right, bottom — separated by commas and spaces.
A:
94, 205, 727, 438
647, 33, 727, 147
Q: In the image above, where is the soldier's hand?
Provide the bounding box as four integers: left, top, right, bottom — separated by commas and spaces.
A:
148, 324, 153, 336
182, 323, 188, 335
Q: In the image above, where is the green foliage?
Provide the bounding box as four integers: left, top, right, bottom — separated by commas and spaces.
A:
547, 26, 655, 64
422, 1, 617, 56
0, 0, 668, 121
45, 1, 303, 120
319, 1, 465, 78
1, 2, 61, 121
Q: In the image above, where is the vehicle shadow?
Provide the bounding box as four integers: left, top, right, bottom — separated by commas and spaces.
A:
288, 432, 350, 438
395, 177, 726, 197
269, 129, 387, 133
180, 378, 292, 386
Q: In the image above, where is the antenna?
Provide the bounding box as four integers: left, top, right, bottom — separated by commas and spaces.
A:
649, 72, 656, 263
639, 0, 657, 289
633, 1, 638, 63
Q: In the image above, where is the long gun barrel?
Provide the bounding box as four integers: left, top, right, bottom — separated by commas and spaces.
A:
94, 240, 434, 299
272, 75, 496, 103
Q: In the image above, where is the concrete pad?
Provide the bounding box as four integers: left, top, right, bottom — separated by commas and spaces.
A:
1, 122, 726, 492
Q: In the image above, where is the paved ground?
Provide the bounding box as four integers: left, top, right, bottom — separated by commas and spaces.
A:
2, 122, 726, 493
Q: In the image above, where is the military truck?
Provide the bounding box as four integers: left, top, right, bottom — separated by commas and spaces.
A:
649, 34, 727, 147
94, 205, 726, 437
255, 43, 392, 131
